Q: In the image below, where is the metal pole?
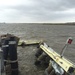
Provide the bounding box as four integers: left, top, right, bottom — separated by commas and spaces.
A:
0, 48, 4, 75
0, 48, 2, 75
60, 37, 73, 57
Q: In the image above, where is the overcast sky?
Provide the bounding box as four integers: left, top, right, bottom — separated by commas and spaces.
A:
0, 0, 75, 23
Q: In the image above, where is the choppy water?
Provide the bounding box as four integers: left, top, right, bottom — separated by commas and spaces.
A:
0, 23, 75, 62
0, 23, 75, 75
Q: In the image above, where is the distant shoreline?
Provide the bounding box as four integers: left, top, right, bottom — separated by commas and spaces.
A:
0, 22, 75, 26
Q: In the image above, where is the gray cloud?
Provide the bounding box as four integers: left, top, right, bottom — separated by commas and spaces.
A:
0, 0, 75, 23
